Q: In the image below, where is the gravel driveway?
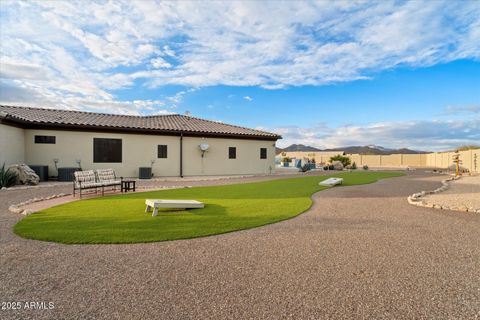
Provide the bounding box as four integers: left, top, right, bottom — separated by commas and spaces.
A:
1, 171, 479, 319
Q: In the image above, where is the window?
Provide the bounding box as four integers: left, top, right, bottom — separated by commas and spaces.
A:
260, 148, 267, 159
34, 135, 56, 144
158, 145, 168, 158
93, 138, 122, 163
228, 147, 236, 159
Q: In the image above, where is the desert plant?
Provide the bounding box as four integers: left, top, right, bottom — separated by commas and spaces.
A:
299, 164, 311, 172
351, 162, 357, 170
363, 165, 369, 170
282, 156, 292, 163
330, 155, 351, 168
0, 163, 18, 188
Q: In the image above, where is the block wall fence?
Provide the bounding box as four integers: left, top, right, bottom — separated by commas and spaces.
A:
282, 150, 479, 173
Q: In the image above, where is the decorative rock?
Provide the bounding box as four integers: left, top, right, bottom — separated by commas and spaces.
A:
332, 161, 344, 171
433, 204, 442, 209
7, 164, 40, 185
22, 209, 34, 215
458, 206, 469, 212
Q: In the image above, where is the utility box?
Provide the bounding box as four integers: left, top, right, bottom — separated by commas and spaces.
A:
139, 167, 152, 179
29, 165, 49, 181
58, 167, 81, 181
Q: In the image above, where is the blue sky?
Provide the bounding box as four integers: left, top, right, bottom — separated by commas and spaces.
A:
0, 1, 479, 150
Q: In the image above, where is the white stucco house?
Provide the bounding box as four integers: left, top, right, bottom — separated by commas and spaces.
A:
0, 105, 281, 178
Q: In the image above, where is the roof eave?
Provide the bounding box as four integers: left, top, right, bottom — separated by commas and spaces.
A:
2, 118, 281, 141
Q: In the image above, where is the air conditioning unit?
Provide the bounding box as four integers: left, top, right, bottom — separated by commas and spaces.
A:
139, 167, 152, 179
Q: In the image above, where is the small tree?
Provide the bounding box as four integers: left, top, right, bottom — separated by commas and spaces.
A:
329, 155, 351, 168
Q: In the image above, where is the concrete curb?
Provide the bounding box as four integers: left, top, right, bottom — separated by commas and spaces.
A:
407, 175, 479, 213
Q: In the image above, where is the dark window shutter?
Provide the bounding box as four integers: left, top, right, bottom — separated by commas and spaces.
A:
34, 135, 56, 144
260, 148, 267, 159
158, 145, 168, 158
228, 147, 236, 159
93, 138, 122, 163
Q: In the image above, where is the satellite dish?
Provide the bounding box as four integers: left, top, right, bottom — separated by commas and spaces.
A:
199, 143, 210, 151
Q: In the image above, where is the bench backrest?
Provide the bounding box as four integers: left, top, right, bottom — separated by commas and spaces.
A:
96, 169, 116, 182
74, 170, 96, 184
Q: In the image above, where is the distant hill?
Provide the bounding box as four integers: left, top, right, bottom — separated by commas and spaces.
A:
325, 145, 427, 155
277, 144, 427, 155
279, 144, 322, 152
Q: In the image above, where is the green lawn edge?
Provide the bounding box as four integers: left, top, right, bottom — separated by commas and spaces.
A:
13, 171, 403, 244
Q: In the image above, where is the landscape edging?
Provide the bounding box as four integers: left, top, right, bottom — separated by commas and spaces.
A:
9, 193, 70, 216
407, 175, 479, 213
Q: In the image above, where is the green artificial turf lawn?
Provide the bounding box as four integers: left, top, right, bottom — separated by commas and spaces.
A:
14, 171, 403, 244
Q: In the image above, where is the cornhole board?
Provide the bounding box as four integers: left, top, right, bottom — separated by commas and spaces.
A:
145, 199, 205, 216
319, 177, 343, 187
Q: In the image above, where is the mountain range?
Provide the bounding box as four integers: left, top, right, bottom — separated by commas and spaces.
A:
276, 144, 427, 155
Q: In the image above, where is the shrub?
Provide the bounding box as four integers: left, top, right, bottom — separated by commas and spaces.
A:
363, 165, 369, 170
282, 156, 292, 163
299, 164, 311, 172
330, 155, 351, 167
0, 163, 17, 188
351, 162, 357, 170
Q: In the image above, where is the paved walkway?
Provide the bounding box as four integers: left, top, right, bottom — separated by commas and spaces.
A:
0, 171, 479, 319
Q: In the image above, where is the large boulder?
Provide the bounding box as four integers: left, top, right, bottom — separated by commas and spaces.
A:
332, 161, 344, 171
7, 164, 40, 185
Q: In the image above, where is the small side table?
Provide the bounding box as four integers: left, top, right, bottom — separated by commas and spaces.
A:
121, 180, 136, 193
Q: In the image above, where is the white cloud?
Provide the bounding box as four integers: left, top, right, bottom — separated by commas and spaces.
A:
243, 96, 253, 101
270, 118, 480, 151
0, 0, 479, 111
443, 105, 480, 115
165, 88, 198, 107
0, 80, 171, 115
150, 57, 172, 69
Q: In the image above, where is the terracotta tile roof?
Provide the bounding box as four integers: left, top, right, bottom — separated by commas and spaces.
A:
0, 105, 280, 140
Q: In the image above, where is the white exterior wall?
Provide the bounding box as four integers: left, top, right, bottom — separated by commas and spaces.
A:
183, 137, 276, 176
24, 129, 276, 177
0, 123, 25, 165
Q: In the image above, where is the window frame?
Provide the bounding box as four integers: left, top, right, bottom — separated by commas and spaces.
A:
260, 147, 267, 159
228, 147, 237, 159
93, 138, 122, 163
34, 135, 56, 144
157, 144, 168, 158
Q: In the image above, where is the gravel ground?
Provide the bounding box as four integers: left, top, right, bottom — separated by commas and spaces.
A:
1, 171, 479, 319
423, 174, 480, 211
